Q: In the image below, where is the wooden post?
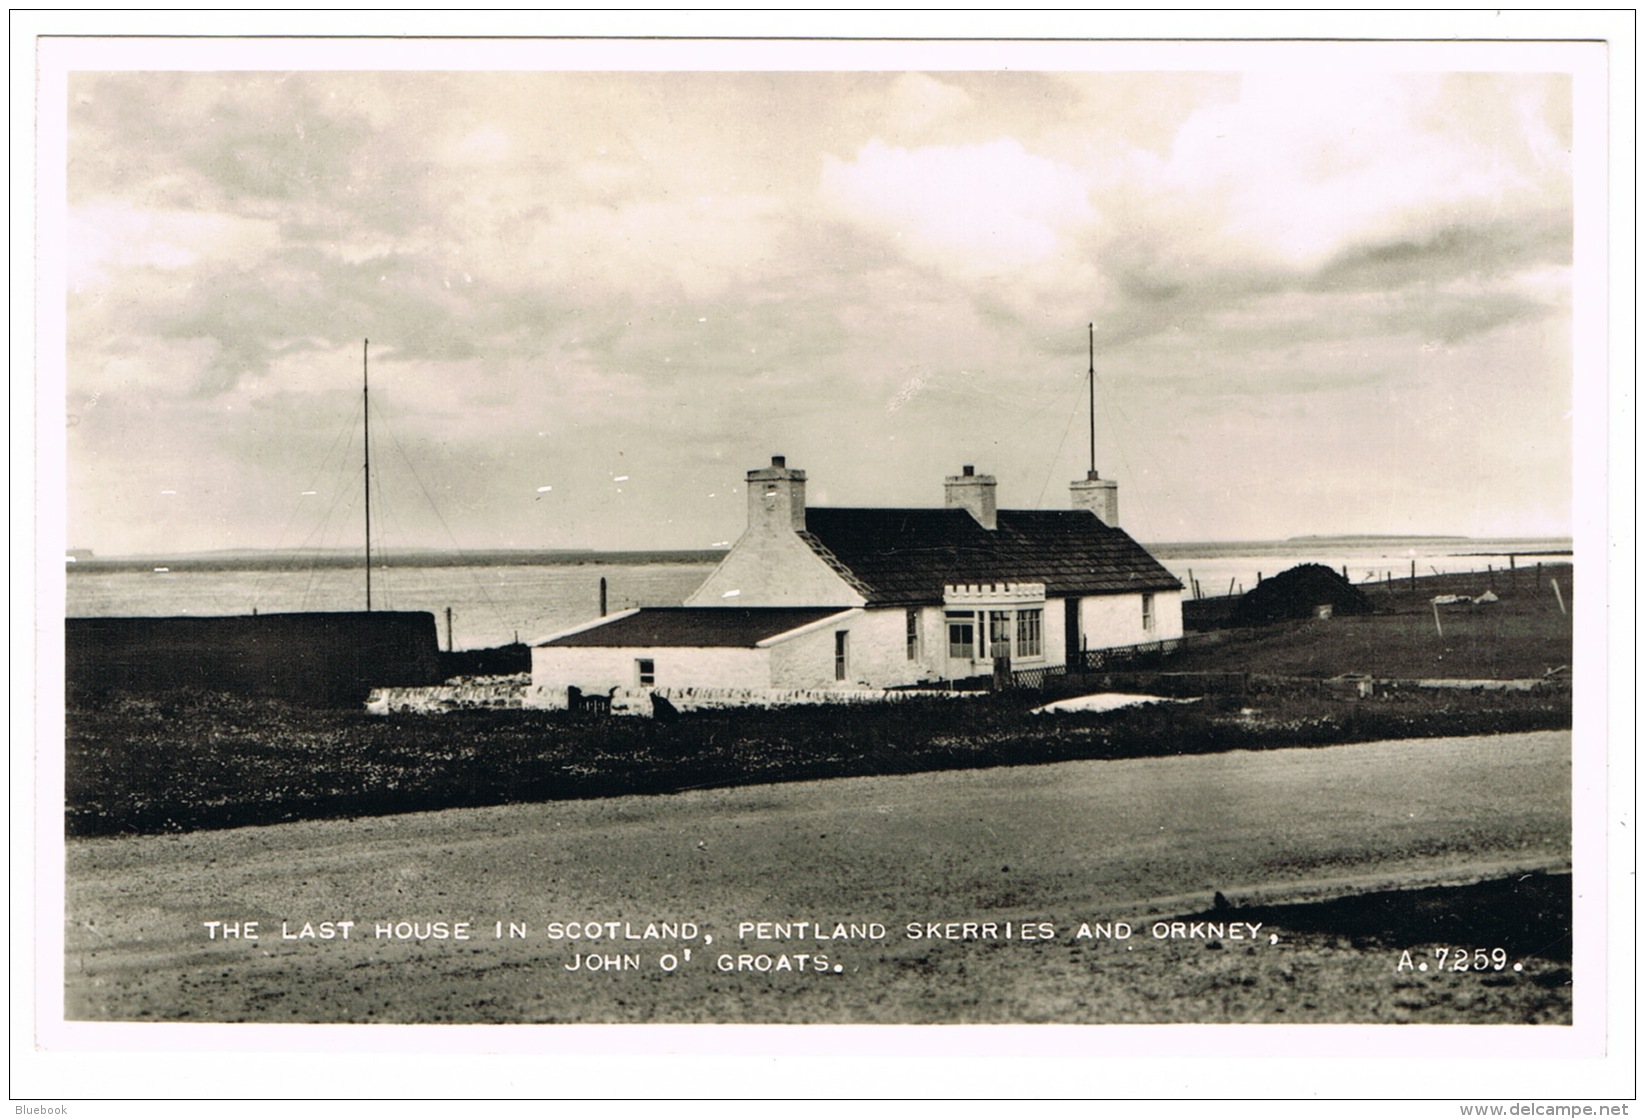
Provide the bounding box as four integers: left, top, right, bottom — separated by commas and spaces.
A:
1551, 578, 1566, 615
1187, 568, 1195, 600
599, 576, 608, 617
1510, 554, 1517, 588
445, 606, 453, 653
1432, 600, 1444, 638
1228, 577, 1236, 597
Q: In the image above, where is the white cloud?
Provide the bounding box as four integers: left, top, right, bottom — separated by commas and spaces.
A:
820, 137, 1095, 278
67, 201, 278, 290
450, 125, 511, 164
1140, 73, 1559, 271
505, 193, 794, 302
883, 73, 973, 135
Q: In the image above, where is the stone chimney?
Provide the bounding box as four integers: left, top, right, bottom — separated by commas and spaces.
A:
747, 454, 807, 534
1071, 469, 1118, 526
945, 464, 997, 530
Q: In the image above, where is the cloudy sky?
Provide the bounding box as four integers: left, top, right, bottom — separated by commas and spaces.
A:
60, 53, 1581, 556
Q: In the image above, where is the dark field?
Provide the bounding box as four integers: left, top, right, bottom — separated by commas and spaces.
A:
65, 684, 1570, 838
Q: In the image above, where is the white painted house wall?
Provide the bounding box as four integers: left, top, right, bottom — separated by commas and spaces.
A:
768, 607, 938, 690
687, 528, 863, 608
1077, 589, 1183, 651
531, 644, 773, 693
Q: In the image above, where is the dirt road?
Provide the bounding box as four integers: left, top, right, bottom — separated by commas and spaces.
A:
63, 731, 1570, 1023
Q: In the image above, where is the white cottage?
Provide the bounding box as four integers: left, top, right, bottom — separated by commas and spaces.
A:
532, 456, 1183, 700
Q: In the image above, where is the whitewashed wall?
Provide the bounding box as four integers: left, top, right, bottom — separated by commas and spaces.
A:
767, 607, 942, 690
531, 644, 772, 692
1078, 589, 1184, 650
686, 529, 865, 607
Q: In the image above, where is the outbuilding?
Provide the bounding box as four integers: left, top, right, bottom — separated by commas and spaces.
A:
533, 606, 858, 693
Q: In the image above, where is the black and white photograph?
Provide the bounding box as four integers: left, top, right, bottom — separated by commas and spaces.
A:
16, 13, 1633, 1106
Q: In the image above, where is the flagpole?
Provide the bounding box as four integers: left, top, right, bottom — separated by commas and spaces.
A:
1087, 322, 1096, 476
363, 338, 372, 612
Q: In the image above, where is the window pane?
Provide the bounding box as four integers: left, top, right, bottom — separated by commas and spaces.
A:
1017, 608, 1042, 657
948, 621, 974, 659
989, 611, 1011, 658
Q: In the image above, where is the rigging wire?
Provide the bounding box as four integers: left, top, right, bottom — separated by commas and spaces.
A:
1034, 373, 1090, 508
297, 402, 365, 612
252, 391, 362, 610
376, 400, 519, 643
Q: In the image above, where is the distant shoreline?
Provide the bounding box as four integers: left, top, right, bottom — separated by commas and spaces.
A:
64, 548, 729, 574
65, 536, 1574, 573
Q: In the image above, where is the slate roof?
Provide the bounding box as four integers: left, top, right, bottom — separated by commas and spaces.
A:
800, 507, 1182, 607
539, 607, 851, 648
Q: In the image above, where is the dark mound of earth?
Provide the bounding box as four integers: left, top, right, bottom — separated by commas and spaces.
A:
1233, 563, 1375, 627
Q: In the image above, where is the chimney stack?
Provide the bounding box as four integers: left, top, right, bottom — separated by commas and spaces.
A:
945, 464, 997, 530
1071, 469, 1118, 526
747, 454, 807, 534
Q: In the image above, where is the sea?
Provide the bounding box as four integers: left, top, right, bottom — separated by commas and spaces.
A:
63, 536, 1572, 651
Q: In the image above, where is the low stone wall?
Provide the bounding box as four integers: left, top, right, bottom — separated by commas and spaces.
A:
368, 679, 970, 716
366, 675, 529, 715
527, 684, 969, 716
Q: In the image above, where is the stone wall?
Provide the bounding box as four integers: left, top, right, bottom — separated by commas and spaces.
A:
524, 683, 968, 716
366, 675, 529, 714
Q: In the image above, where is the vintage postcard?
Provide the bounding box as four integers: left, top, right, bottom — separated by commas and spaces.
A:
16, 12, 1634, 1105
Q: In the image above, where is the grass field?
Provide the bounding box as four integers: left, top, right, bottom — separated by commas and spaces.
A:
65, 684, 1569, 838
1173, 564, 1574, 680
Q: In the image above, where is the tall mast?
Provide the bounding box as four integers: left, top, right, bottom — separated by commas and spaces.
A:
363, 338, 372, 612
1087, 321, 1097, 476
